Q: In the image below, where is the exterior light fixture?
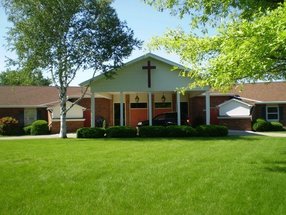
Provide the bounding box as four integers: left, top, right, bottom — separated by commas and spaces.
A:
161, 94, 166, 103
135, 95, 140, 103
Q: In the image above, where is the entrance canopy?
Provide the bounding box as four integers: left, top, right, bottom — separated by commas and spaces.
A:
80, 53, 210, 126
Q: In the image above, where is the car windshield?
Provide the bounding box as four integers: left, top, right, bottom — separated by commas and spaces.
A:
153, 114, 166, 120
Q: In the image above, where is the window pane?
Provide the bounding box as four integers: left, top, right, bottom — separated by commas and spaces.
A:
155, 102, 171, 108
268, 113, 278, 120
267, 107, 278, 113
130, 103, 147, 108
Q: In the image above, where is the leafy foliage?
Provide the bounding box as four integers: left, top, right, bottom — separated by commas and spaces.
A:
252, 118, 285, 131
2, 0, 141, 137
146, 0, 286, 91
76, 127, 105, 138
23, 125, 32, 135
0, 70, 51, 86
195, 125, 228, 137
105, 126, 137, 138
31, 120, 49, 135
0, 116, 23, 136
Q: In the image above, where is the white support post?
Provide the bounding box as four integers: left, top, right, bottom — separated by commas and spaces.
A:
148, 92, 152, 126
91, 92, 95, 128
120, 92, 124, 126
177, 91, 181, 125
205, 91, 210, 125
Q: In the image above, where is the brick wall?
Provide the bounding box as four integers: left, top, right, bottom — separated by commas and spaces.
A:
50, 120, 85, 134
94, 98, 111, 126
189, 95, 232, 126
218, 118, 252, 130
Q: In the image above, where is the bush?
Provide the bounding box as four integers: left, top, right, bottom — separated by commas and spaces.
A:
76, 127, 105, 138
23, 125, 32, 135
31, 120, 49, 135
139, 126, 168, 137
106, 126, 137, 138
252, 118, 284, 131
0, 117, 23, 136
270, 121, 285, 131
196, 125, 228, 137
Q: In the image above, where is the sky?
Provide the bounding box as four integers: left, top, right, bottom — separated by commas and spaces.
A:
0, 0, 192, 86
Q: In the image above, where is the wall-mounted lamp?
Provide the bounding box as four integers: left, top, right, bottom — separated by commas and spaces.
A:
135, 95, 140, 103
161, 94, 166, 103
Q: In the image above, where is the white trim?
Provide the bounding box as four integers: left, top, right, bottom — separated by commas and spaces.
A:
256, 101, 286, 104
177, 91, 181, 125
218, 98, 253, 108
205, 91, 210, 125
52, 118, 85, 122
218, 116, 252, 119
148, 92, 153, 126
266, 105, 279, 121
80, 53, 186, 86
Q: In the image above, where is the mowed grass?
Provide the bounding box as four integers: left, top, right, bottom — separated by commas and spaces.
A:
1, 137, 286, 214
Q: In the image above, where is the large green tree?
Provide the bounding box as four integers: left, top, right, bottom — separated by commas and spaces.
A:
145, 0, 286, 91
0, 69, 51, 86
2, 0, 141, 138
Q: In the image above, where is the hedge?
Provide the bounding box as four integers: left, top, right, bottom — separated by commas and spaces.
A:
0, 117, 23, 136
23, 125, 32, 135
31, 120, 49, 135
196, 125, 228, 137
105, 126, 137, 138
252, 118, 285, 131
138, 125, 226, 137
76, 127, 105, 138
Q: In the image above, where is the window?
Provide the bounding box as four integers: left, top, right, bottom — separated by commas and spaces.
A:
266, 106, 279, 121
130, 103, 147, 109
155, 102, 171, 108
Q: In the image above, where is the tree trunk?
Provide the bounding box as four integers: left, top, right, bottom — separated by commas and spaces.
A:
59, 88, 67, 138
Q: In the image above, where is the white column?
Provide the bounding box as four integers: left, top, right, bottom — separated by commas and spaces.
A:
148, 92, 152, 126
91, 92, 95, 128
205, 91, 210, 125
177, 91, 181, 125
120, 92, 124, 126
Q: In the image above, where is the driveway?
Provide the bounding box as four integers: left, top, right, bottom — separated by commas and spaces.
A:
228, 130, 286, 137
0, 133, 76, 140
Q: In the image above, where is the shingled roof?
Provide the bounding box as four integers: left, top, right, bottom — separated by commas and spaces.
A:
230, 82, 286, 103
0, 86, 89, 107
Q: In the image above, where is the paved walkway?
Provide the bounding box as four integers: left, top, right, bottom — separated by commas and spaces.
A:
0, 133, 76, 140
1, 130, 285, 140
228, 130, 286, 137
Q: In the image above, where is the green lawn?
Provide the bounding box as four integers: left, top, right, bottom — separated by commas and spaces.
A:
1, 137, 286, 215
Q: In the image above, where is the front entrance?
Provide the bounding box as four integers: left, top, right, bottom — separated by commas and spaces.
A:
114, 103, 125, 126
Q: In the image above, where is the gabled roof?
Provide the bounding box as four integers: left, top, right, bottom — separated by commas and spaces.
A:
0, 86, 89, 107
80, 53, 185, 86
218, 98, 253, 108
230, 82, 286, 103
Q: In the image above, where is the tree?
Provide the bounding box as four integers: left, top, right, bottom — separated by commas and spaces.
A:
0, 69, 51, 86
2, 0, 141, 138
144, 0, 286, 91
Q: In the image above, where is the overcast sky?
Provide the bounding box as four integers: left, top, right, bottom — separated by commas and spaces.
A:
0, 0, 192, 86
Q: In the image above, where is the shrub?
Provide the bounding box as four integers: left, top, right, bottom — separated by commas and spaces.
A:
76, 127, 105, 138
106, 126, 137, 138
182, 126, 198, 137
23, 125, 32, 135
196, 125, 228, 137
165, 126, 187, 137
270, 121, 285, 131
252, 118, 272, 131
31, 120, 49, 135
139, 126, 168, 137
0, 117, 23, 136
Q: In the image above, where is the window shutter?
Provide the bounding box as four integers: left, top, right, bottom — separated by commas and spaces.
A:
261, 106, 266, 119
279, 106, 284, 121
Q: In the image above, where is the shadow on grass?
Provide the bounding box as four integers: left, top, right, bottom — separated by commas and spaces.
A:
76, 136, 264, 143
264, 160, 286, 173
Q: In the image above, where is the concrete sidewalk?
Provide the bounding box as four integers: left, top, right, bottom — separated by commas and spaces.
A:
228, 130, 286, 137
0, 133, 76, 140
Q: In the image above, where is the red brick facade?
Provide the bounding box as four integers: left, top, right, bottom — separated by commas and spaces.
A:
218, 118, 252, 130
49, 120, 85, 134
